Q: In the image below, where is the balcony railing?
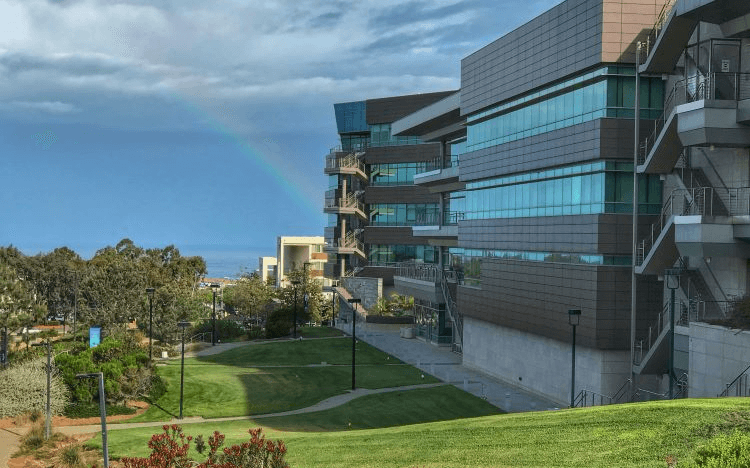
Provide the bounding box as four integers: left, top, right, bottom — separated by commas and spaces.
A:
634, 301, 671, 366
414, 211, 465, 227
639, 0, 677, 61
325, 152, 366, 175
636, 187, 750, 265
639, 73, 750, 164
324, 193, 365, 214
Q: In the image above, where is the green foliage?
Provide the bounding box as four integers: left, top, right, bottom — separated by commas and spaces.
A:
0, 357, 70, 418
265, 308, 292, 338
372, 293, 414, 316
63, 402, 136, 419
276, 268, 324, 323
191, 319, 246, 341
54, 334, 153, 404
692, 430, 750, 467
223, 274, 273, 320
147, 374, 167, 402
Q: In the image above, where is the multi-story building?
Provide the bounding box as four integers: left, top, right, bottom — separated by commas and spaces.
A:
275, 236, 328, 288
326, 0, 750, 406
257, 256, 277, 285
324, 92, 455, 290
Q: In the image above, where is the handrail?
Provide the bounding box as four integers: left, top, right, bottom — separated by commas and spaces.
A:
640, 0, 677, 61
640, 73, 750, 164
325, 152, 367, 175
574, 379, 632, 407
634, 301, 670, 366
637, 186, 750, 266
719, 363, 750, 397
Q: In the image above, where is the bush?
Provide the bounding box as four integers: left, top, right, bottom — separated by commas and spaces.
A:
121, 425, 288, 468
191, 319, 246, 341
265, 308, 293, 339
693, 430, 750, 467
0, 357, 70, 418
63, 402, 136, 419
148, 374, 167, 402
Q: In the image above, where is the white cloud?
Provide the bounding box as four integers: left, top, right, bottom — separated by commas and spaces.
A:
2, 100, 80, 113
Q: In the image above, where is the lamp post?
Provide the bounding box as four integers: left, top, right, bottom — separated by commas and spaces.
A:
331, 289, 336, 327
77, 372, 108, 468
211, 283, 219, 346
31, 339, 52, 440
568, 309, 581, 408
178, 320, 191, 419
665, 269, 680, 399
291, 279, 300, 338
348, 297, 361, 391
146, 288, 155, 362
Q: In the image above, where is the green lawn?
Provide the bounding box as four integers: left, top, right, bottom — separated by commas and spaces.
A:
298, 326, 344, 339
95, 398, 750, 467
127, 339, 438, 422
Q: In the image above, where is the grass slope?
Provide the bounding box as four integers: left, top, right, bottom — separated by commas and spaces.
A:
129, 338, 438, 422
95, 398, 750, 467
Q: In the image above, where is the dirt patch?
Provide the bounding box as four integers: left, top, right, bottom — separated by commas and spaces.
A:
0, 401, 150, 430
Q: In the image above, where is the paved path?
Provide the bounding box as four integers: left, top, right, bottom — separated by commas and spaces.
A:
338, 321, 562, 412
55, 382, 446, 435
0, 427, 22, 468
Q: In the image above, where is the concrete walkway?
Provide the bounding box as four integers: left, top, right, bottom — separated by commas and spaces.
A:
56, 382, 447, 436
0, 427, 22, 468
338, 321, 562, 412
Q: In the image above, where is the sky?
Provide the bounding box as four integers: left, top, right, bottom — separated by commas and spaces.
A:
0, 0, 560, 269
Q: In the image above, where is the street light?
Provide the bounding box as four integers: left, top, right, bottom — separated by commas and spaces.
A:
568, 309, 581, 408
178, 320, 191, 419
665, 268, 680, 399
330, 289, 336, 327
348, 297, 361, 391
146, 288, 155, 362
77, 372, 108, 468
291, 279, 300, 338
31, 339, 52, 440
211, 283, 219, 346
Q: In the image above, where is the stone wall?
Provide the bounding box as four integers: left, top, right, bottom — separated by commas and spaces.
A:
341, 277, 382, 310
689, 322, 750, 397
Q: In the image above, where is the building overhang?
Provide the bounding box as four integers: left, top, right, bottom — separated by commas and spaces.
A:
393, 276, 443, 303
391, 91, 464, 140
675, 215, 750, 258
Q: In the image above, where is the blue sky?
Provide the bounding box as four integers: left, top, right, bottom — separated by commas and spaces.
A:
0, 0, 560, 263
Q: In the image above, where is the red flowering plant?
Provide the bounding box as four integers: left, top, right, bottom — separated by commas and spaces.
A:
121, 425, 289, 468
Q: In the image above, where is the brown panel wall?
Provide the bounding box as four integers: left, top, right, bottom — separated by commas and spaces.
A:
366, 91, 457, 125
458, 259, 662, 350
364, 227, 424, 246
458, 214, 656, 256
460, 119, 656, 182
365, 144, 441, 164
365, 186, 439, 205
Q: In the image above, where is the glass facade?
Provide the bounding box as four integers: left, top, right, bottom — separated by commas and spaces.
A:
370, 162, 429, 186
447, 247, 632, 286
369, 244, 438, 264
370, 123, 422, 147
370, 203, 439, 226
466, 67, 664, 152
341, 134, 369, 151
464, 162, 661, 220
449, 138, 466, 167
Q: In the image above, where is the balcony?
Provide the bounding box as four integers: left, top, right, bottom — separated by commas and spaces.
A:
637, 187, 750, 274
413, 156, 464, 193
324, 232, 366, 259
638, 73, 750, 175
411, 211, 463, 244
323, 193, 367, 221
324, 148, 367, 181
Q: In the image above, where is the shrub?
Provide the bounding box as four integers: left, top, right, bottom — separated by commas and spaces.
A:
693, 430, 750, 467
121, 425, 288, 468
265, 308, 293, 339
63, 403, 136, 419
60, 445, 82, 468
191, 319, 246, 341
147, 374, 167, 402
0, 357, 70, 418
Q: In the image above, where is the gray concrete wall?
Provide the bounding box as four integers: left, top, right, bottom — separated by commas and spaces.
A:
341, 277, 383, 310
689, 322, 750, 397
462, 316, 633, 406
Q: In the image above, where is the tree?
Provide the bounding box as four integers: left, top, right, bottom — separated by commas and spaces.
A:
276, 268, 324, 323
0, 262, 46, 349
223, 274, 273, 324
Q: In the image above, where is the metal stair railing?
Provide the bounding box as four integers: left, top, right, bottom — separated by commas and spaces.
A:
640, 73, 750, 164
574, 379, 633, 407
634, 301, 671, 366
719, 364, 750, 397
325, 151, 367, 176
438, 268, 462, 354
640, 0, 678, 61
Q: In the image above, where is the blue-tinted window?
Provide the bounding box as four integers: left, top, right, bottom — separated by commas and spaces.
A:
370, 203, 440, 226
465, 68, 664, 152
368, 244, 438, 264
370, 162, 429, 186
463, 162, 661, 220
370, 123, 423, 147
334, 101, 367, 134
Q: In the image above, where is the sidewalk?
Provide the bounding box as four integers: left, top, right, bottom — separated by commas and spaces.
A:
338, 321, 561, 413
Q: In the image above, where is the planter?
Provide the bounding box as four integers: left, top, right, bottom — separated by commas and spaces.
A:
366, 315, 415, 324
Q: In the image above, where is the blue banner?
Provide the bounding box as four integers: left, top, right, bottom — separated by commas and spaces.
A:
89, 326, 101, 348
